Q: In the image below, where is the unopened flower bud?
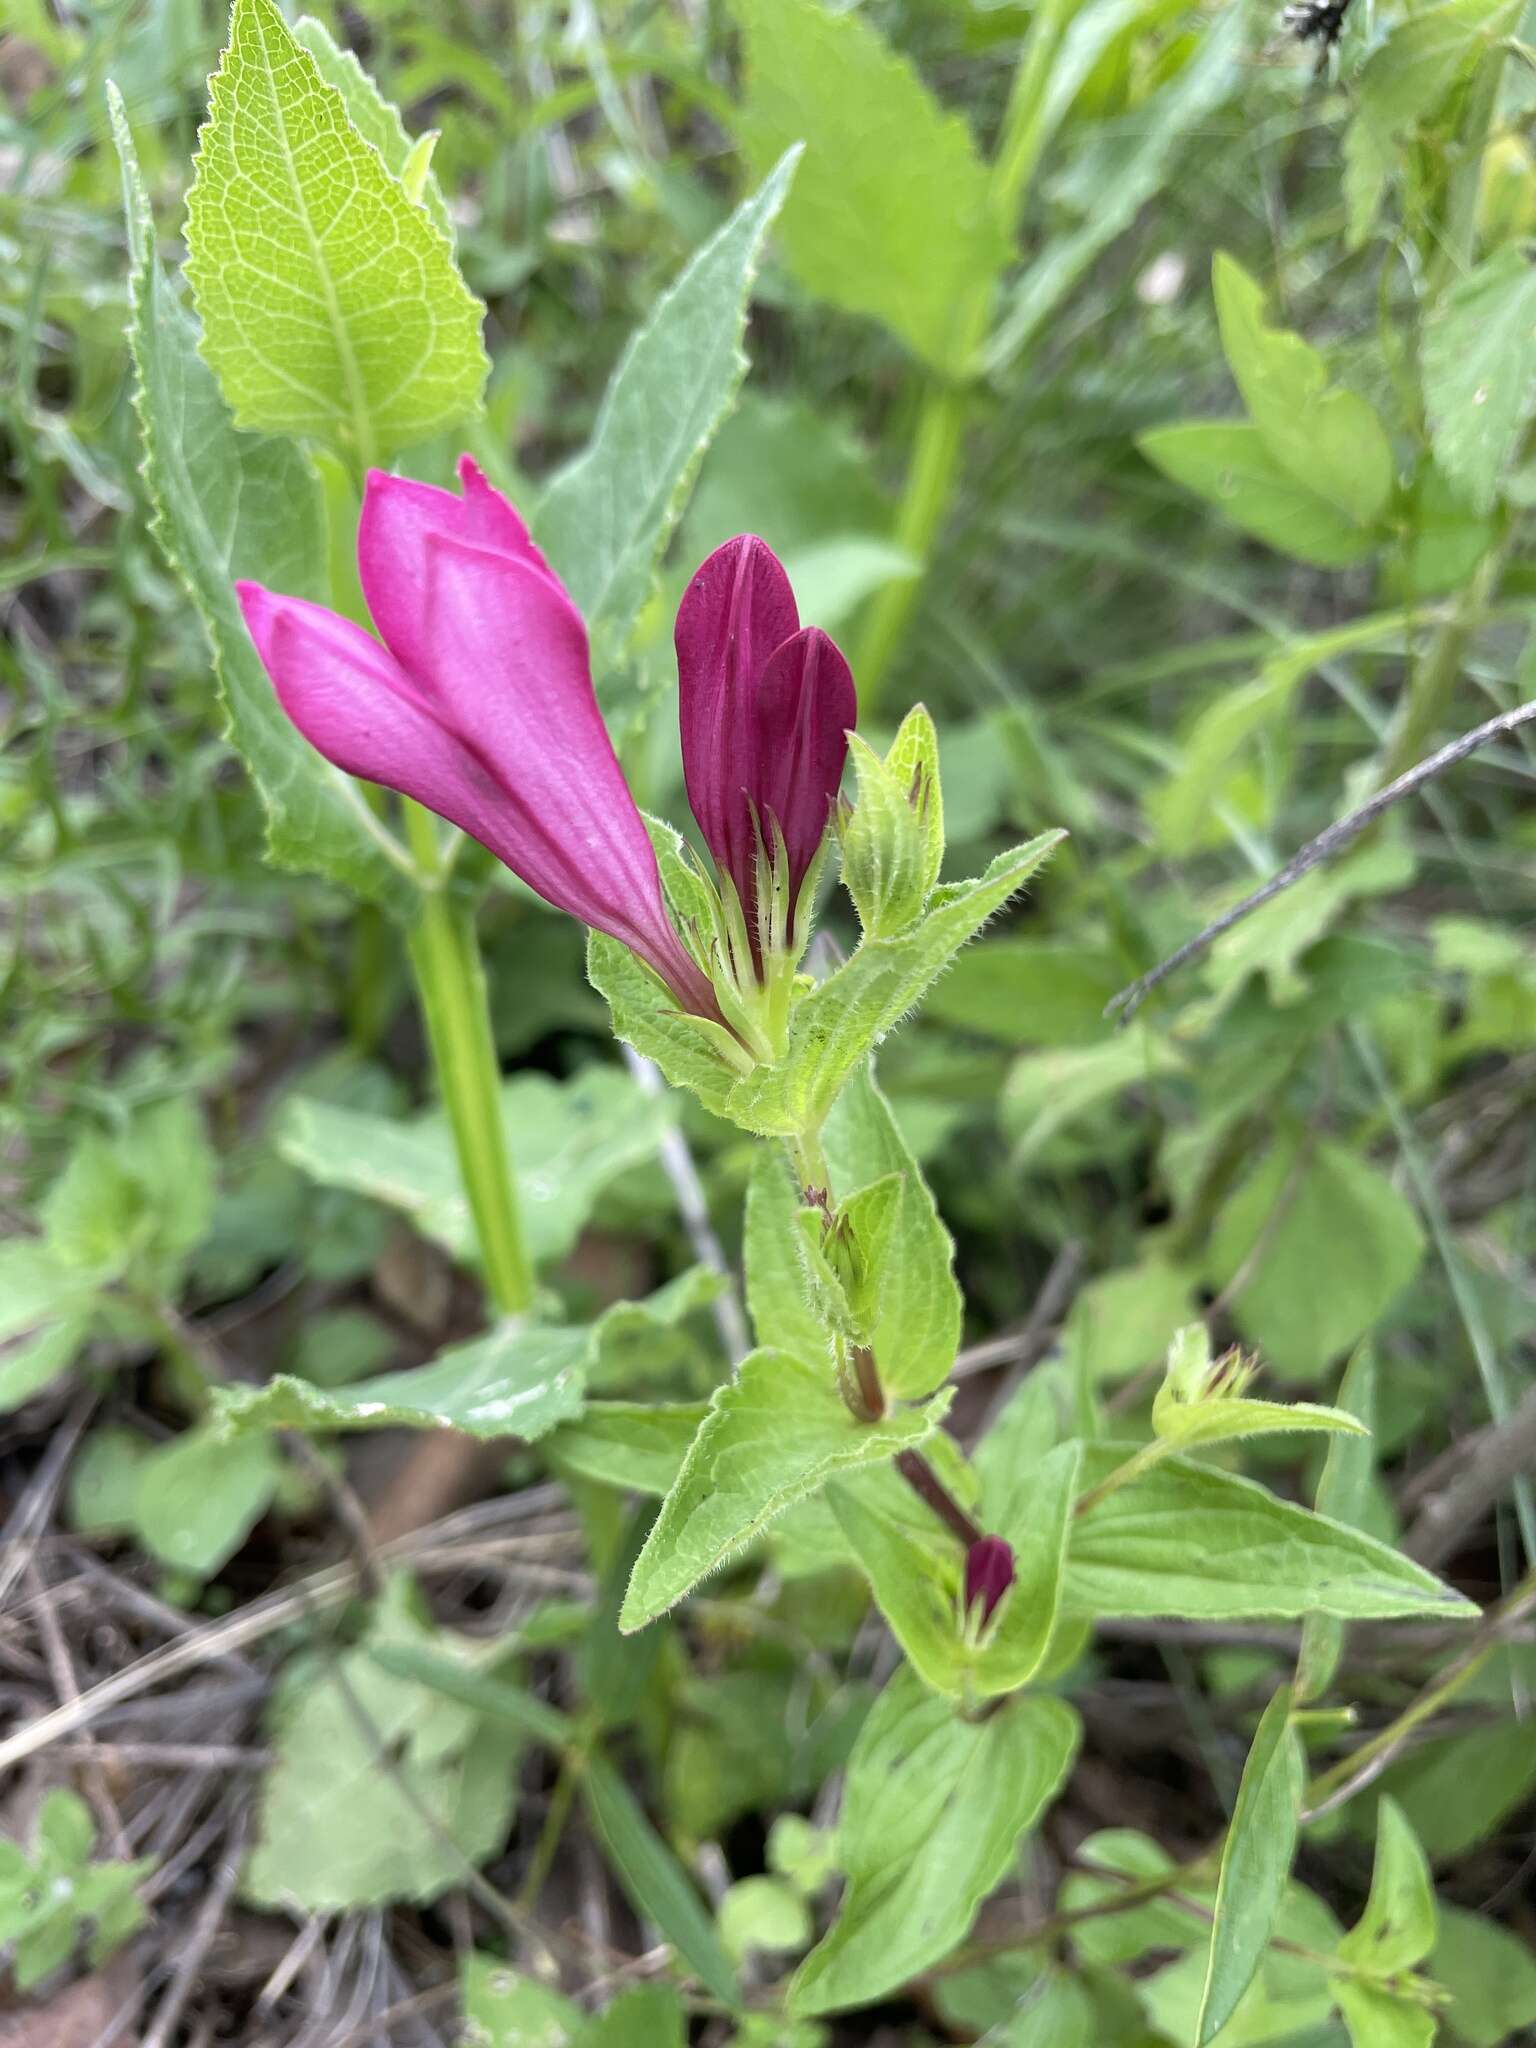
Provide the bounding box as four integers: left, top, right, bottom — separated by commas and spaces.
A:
963, 1535, 1016, 1628
839, 705, 944, 939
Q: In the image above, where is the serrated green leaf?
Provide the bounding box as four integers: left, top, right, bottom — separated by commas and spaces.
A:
824, 1063, 961, 1399
621, 1351, 951, 1630
788, 1671, 1080, 2014
1297, 1346, 1379, 1704
745, 1149, 836, 1366
734, 0, 1008, 372
534, 150, 798, 652
184, 0, 487, 458
586, 932, 741, 1121
1197, 1687, 1305, 2044
728, 834, 1064, 1138
1066, 1446, 1475, 1622
1140, 421, 1380, 567
210, 1322, 590, 1443
581, 1752, 742, 2007
107, 87, 412, 914
290, 15, 452, 237
1152, 1324, 1368, 1451
275, 1068, 670, 1268
1212, 253, 1392, 529
1422, 247, 1536, 513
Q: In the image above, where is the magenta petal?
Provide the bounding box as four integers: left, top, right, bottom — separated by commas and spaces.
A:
752, 626, 856, 900
677, 536, 800, 897
357, 460, 560, 682
963, 1536, 1016, 1626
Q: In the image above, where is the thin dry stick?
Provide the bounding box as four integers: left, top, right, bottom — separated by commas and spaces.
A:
1107, 697, 1536, 1022
1403, 1382, 1536, 1569
139, 1809, 250, 2048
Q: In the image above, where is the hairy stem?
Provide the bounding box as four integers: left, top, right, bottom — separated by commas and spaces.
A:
403, 802, 535, 1317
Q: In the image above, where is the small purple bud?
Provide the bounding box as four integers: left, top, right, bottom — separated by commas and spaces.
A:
963, 1536, 1016, 1628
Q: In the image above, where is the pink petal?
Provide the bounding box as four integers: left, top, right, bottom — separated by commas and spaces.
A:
676, 536, 800, 897
357, 458, 562, 682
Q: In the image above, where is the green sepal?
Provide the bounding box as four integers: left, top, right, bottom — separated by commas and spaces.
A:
839, 705, 944, 939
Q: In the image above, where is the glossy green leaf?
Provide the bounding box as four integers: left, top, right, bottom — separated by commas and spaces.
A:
185, 0, 487, 457
1066, 1446, 1475, 1623
108, 88, 411, 914
1206, 1138, 1425, 1383
734, 0, 1007, 372
290, 15, 452, 236
1422, 246, 1536, 512
789, 1671, 1080, 2014
1297, 1346, 1379, 1703
823, 1062, 961, 1399
620, 1349, 950, 1629
581, 1752, 741, 2006
1212, 253, 1392, 528
534, 151, 798, 652
1139, 421, 1379, 567
210, 1322, 590, 1443
275, 1068, 670, 1268
728, 834, 1065, 1138
1196, 1687, 1305, 2043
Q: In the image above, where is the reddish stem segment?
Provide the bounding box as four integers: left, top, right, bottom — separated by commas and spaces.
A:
896, 1450, 985, 1550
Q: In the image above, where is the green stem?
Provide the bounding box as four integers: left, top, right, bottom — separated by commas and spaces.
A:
855, 380, 973, 713
989, 0, 1077, 225
403, 802, 535, 1317
1072, 1437, 1173, 1519
1379, 539, 1506, 785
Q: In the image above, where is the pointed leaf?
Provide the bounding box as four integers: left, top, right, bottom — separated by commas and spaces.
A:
184, 0, 487, 457
621, 1350, 951, 1630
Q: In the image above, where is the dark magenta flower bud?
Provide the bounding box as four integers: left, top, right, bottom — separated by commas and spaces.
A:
963, 1536, 1016, 1629
676, 536, 855, 966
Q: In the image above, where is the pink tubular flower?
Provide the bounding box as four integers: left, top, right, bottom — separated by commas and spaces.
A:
963, 1536, 1016, 1629
675, 536, 855, 963
235, 457, 717, 1020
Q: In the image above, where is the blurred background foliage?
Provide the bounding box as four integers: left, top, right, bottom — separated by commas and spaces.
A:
2, 0, 1535, 2041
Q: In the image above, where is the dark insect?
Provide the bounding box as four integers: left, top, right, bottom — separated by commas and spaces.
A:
1282, 0, 1354, 47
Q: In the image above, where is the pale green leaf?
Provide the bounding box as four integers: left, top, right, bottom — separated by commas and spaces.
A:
789, 1671, 1080, 2014
275, 1068, 670, 1268
133, 1425, 281, 1575
1066, 1446, 1475, 1623
923, 937, 1121, 1047
244, 1578, 520, 1910
1431, 1903, 1536, 2048
1206, 1138, 1425, 1383
185, 0, 488, 457
1212, 253, 1392, 528
0, 1242, 96, 1344
621, 1350, 951, 1630
1139, 422, 1379, 568
823, 1062, 961, 1399
534, 151, 798, 649
987, 2, 1248, 373
581, 1753, 741, 2006
729, 834, 1065, 1138
581, 1986, 687, 2048
108, 87, 411, 913
1152, 1325, 1369, 1451
1338, 1799, 1438, 1976
546, 1401, 707, 1497
210, 1323, 590, 1443
1003, 1028, 1184, 1165
719, 1876, 813, 1962
460, 1954, 580, 2048
744, 1149, 836, 1366
1196, 1687, 1305, 2044
1422, 247, 1536, 512
734, 0, 1008, 372
0, 1315, 91, 1415
1336, 1982, 1438, 2048
1297, 1346, 1379, 1704
290, 16, 452, 236
586, 932, 741, 1121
